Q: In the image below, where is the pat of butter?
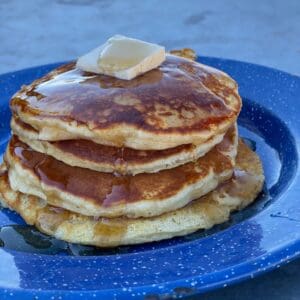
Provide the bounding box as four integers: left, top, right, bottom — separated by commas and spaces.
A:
76, 35, 165, 80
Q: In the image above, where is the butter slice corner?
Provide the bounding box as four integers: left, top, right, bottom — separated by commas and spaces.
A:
76, 35, 165, 80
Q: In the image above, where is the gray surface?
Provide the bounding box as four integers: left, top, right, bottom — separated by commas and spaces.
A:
0, 0, 299, 75
0, 0, 300, 299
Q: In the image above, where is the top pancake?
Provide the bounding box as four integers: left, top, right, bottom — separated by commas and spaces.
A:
11, 55, 241, 150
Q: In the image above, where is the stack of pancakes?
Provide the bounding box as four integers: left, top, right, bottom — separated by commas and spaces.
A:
0, 53, 264, 247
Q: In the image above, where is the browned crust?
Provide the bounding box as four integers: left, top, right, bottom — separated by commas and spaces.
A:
5, 129, 235, 208
10, 55, 241, 149
0, 141, 264, 247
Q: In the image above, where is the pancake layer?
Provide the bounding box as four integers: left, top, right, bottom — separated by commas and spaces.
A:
12, 116, 225, 175
0, 140, 264, 247
5, 126, 238, 218
11, 55, 241, 150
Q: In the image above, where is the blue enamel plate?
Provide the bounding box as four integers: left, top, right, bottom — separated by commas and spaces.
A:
0, 57, 299, 299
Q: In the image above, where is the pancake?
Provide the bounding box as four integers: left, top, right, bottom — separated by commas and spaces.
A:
0, 140, 264, 247
11, 116, 225, 175
10, 55, 241, 150
5, 125, 238, 218
169, 48, 197, 61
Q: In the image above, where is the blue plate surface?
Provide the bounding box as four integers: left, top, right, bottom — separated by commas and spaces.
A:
0, 57, 299, 299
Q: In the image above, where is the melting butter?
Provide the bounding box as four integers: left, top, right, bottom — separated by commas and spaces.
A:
76, 35, 165, 80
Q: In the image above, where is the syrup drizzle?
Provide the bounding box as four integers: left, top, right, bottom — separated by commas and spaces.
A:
11, 55, 235, 134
